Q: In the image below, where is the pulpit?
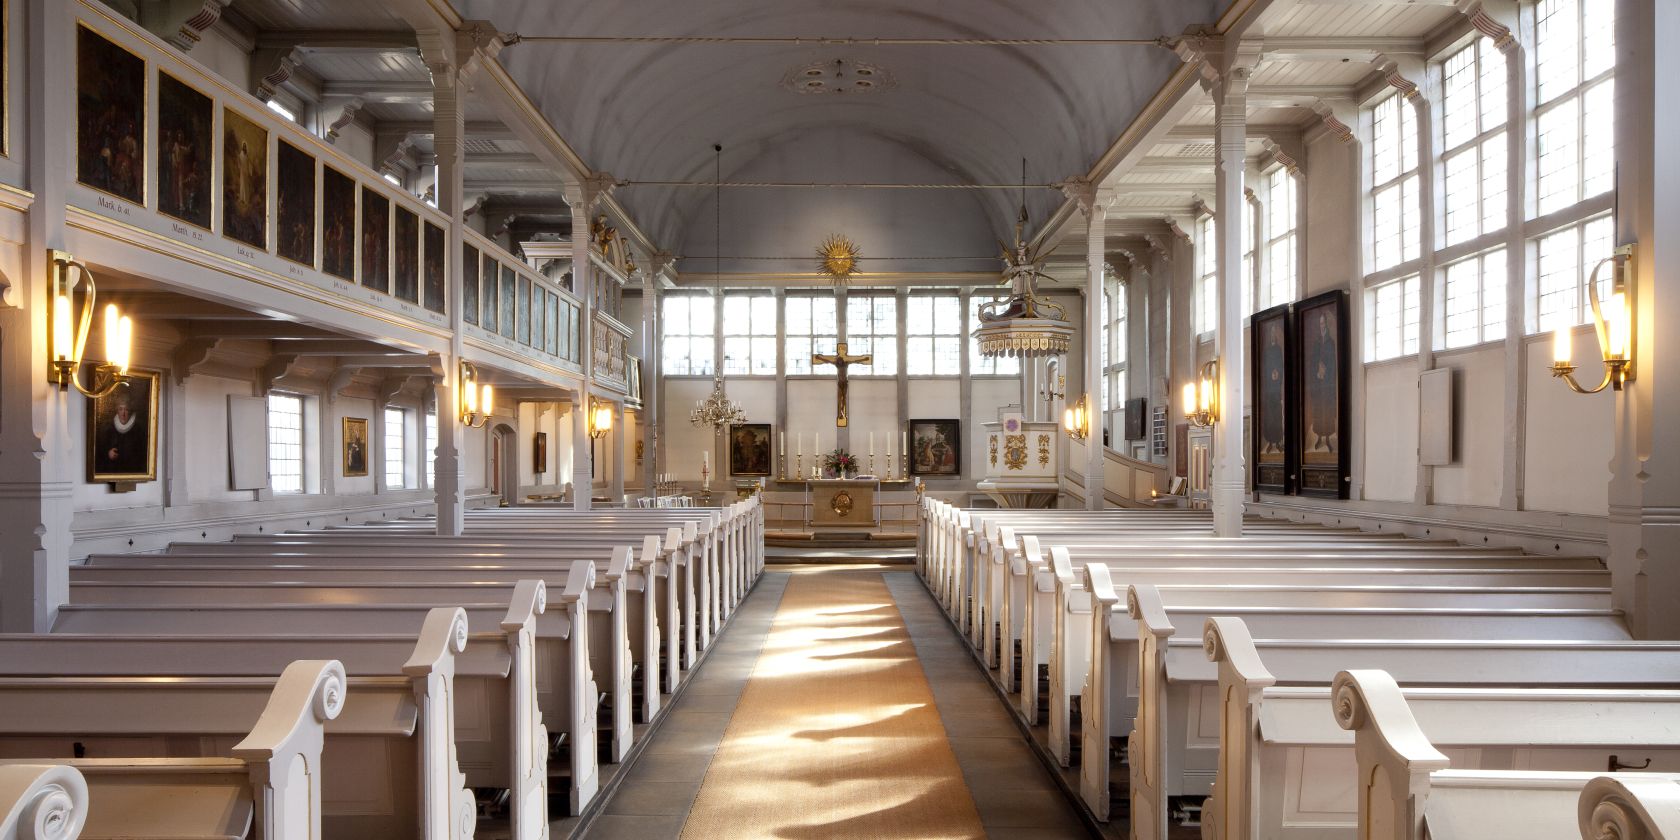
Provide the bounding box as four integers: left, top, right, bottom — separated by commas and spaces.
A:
976, 418, 1061, 508
806, 479, 879, 529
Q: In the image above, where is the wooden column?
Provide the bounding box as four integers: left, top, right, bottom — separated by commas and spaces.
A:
1209, 43, 1258, 537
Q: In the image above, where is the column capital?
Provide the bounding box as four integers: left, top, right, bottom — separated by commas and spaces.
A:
649, 251, 679, 279
565, 173, 620, 212
417, 20, 506, 86
1056, 178, 1115, 218
1170, 30, 1263, 87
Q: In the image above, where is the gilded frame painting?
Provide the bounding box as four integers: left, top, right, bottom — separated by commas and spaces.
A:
87, 369, 159, 483
359, 186, 389, 292
320, 165, 356, 280
221, 107, 268, 249
729, 423, 772, 477
342, 417, 369, 477
393, 206, 419, 303
275, 139, 316, 267
156, 71, 213, 229
76, 24, 146, 205
909, 419, 961, 477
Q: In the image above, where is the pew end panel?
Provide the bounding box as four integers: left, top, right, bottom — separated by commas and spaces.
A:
1332, 670, 1451, 840
1580, 774, 1680, 840
228, 659, 347, 840
402, 608, 479, 840
0, 764, 87, 840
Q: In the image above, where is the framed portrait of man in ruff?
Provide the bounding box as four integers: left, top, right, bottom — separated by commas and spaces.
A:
87, 370, 159, 483
1293, 289, 1349, 499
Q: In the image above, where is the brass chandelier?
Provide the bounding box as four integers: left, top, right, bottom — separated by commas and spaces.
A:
691, 144, 747, 431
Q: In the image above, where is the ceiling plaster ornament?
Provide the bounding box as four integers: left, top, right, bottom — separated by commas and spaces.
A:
817, 234, 861, 281
782, 59, 896, 95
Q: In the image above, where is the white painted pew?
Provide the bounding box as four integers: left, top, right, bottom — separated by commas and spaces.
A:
1332, 669, 1680, 840
0, 764, 86, 840
0, 659, 344, 840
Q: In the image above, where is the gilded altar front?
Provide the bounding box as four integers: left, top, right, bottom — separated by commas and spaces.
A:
806, 479, 880, 528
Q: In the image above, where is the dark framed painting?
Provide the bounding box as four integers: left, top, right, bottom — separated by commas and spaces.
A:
1251, 302, 1294, 494
393, 206, 419, 303
517, 275, 532, 345
547, 293, 561, 356
222, 108, 268, 249
463, 244, 480, 325
423, 221, 446, 314
910, 419, 961, 477
76, 25, 146, 204
275, 140, 316, 266
156, 72, 213, 228
532, 287, 547, 350
1124, 397, 1148, 441
87, 369, 159, 483
533, 432, 548, 474
321, 166, 356, 280
1294, 289, 1350, 499
359, 187, 389, 292
498, 265, 516, 339
729, 423, 772, 476
481, 254, 500, 334
342, 417, 369, 477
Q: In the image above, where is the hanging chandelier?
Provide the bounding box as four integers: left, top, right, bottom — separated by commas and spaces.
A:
691, 144, 747, 430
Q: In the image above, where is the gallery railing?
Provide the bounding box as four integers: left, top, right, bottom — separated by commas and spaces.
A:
462, 229, 584, 373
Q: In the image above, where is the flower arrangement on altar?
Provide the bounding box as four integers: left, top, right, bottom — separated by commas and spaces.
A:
819, 449, 860, 479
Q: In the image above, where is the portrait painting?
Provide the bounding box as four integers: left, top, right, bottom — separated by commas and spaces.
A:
342, 417, 369, 477
1250, 303, 1293, 494
499, 264, 516, 340
321, 166, 356, 280
533, 432, 547, 474
76, 26, 146, 204
1294, 289, 1349, 498
463, 245, 480, 325
87, 369, 159, 483
517, 275, 532, 345
423, 221, 446, 314
156, 72, 213, 228
729, 424, 772, 477
359, 187, 389, 292
393, 206, 419, 303
221, 108, 268, 249
275, 140, 316, 266
480, 254, 499, 334
910, 419, 961, 477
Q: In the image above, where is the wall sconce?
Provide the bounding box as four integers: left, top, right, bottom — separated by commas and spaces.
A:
1182, 360, 1219, 428
1062, 394, 1091, 441
1552, 244, 1635, 394
458, 360, 494, 428
588, 399, 614, 440
48, 250, 132, 397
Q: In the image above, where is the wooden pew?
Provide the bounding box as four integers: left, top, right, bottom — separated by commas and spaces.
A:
0, 659, 345, 840
0, 764, 86, 840
1577, 774, 1680, 840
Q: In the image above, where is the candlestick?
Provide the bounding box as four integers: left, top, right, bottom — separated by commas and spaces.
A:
902, 432, 909, 477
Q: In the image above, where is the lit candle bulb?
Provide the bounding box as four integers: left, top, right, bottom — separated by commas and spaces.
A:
53, 292, 72, 362
1553, 326, 1573, 364
1606, 291, 1629, 359
1182, 382, 1198, 415
480, 385, 494, 415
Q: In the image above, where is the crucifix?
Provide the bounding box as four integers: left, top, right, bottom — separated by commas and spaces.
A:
812, 342, 872, 427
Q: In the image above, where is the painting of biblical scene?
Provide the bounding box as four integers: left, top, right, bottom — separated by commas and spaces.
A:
1295, 290, 1349, 499
222, 109, 268, 249
730, 424, 772, 476
156, 73, 213, 228
342, 417, 369, 477
77, 26, 145, 204
393, 207, 419, 303
423, 222, 446, 314
517, 276, 532, 345
1251, 303, 1293, 494
275, 141, 316, 266
87, 370, 159, 483
533, 432, 547, 474
321, 166, 356, 280
463, 245, 480, 325
547, 294, 560, 356
532, 288, 546, 349
910, 419, 960, 477
360, 187, 389, 292
499, 265, 516, 339
481, 254, 499, 333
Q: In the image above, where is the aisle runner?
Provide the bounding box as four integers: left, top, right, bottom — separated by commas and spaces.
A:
680, 570, 986, 839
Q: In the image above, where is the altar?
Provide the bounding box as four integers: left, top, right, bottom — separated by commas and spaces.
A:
806, 479, 879, 528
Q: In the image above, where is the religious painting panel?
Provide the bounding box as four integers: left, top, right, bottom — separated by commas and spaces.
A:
87, 370, 159, 483
221, 108, 268, 249
392, 206, 419, 303
156, 72, 213, 229
76, 25, 145, 204
1293, 289, 1349, 498
359, 187, 389, 292
1124, 397, 1148, 442
462, 244, 480, 325
1250, 303, 1294, 494
532, 432, 547, 474
275, 140, 316, 267
320, 166, 356, 280
517, 275, 532, 345
342, 417, 369, 477
910, 419, 961, 477
532, 287, 546, 350
729, 424, 772, 477
546, 293, 560, 356
423, 221, 446, 314
499, 265, 516, 339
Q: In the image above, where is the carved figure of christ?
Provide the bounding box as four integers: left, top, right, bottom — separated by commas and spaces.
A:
812, 341, 873, 427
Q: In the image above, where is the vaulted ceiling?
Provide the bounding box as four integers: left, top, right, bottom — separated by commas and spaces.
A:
459, 0, 1226, 264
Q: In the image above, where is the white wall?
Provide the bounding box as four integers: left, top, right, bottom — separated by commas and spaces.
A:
1430, 347, 1505, 508
1524, 330, 1613, 515
1361, 361, 1420, 503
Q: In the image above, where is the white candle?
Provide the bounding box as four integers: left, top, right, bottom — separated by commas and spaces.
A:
870, 432, 876, 456
887, 434, 893, 458
702, 451, 709, 472
902, 432, 908, 463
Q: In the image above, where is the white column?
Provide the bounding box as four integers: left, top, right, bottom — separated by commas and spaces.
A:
609, 401, 626, 504
642, 263, 665, 497
1075, 186, 1110, 510
1210, 54, 1254, 537
566, 183, 598, 511
424, 35, 472, 534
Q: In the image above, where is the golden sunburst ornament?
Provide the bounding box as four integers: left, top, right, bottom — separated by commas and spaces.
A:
817, 234, 861, 281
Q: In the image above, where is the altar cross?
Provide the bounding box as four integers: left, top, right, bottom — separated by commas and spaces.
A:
812, 341, 872, 427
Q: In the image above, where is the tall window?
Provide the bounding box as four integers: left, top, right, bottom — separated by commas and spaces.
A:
1263, 168, 1298, 310
1535, 216, 1615, 333
784, 296, 838, 375
1195, 214, 1217, 336
424, 412, 438, 487
906, 295, 962, 376
1369, 91, 1421, 272
970, 295, 1021, 375
1104, 273, 1128, 442
1534, 0, 1614, 216
844, 294, 897, 376
1440, 39, 1508, 246
1439, 249, 1508, 349
661, 294, 715, 376
267, 393, 305, 494
1364, 275, 1421, 362
721, 292, 776, 376
384, 407, 407, 489
1241, 195, 1258, 315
